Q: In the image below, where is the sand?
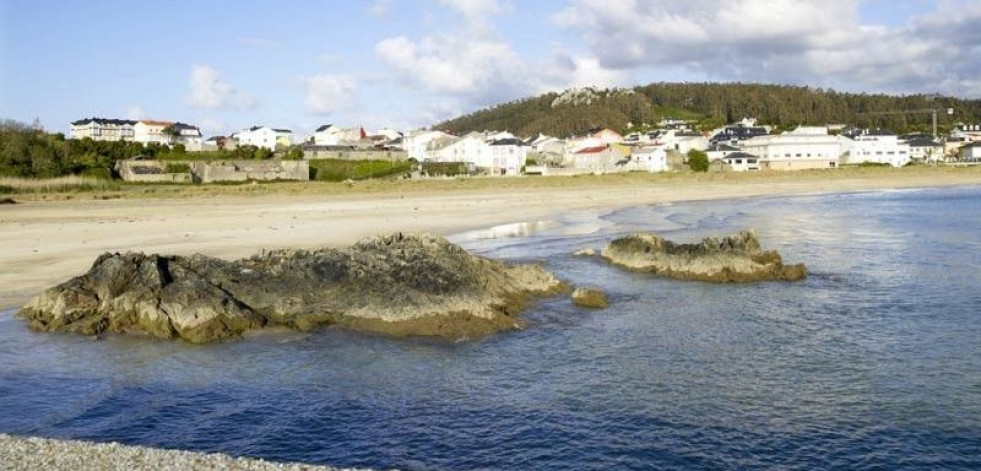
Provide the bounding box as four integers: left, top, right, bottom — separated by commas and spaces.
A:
3, 169, 981, 310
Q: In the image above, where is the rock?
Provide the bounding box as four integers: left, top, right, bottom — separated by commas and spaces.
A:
571, 287, 609, 309
600, 229, 806, 283
0, 197, 17, 205
19, 233, 567, 343
572, 247, 596, 257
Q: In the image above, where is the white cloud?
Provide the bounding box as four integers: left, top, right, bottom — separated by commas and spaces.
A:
367, 0, 393, 17
200, 118, 227, 135
184, 65, 258, 111
301, 74, 356, 115
125, 105, 146, 121
554, 0, 981, 97
437, 0, 507, 21
376, 34, 524, 98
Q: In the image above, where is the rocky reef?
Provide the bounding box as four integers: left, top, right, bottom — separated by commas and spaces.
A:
600, 229, 806, 282
19, 233, 566, 343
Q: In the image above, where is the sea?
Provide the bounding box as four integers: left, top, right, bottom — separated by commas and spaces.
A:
1, 186, 979, 470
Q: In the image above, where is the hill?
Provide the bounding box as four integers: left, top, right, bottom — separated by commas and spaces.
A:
434, 83, 981, 138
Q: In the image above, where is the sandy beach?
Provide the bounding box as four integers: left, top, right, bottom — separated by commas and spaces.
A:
3, 168, 981, 310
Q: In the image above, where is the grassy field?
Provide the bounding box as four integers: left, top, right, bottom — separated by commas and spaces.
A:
2, 165, 979, 202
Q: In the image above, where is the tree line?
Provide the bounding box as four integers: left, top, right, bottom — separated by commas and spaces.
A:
0, 120, 301, 179
435, 82, 981, 138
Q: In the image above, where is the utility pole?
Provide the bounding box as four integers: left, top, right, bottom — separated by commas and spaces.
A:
862, 108, 954, 139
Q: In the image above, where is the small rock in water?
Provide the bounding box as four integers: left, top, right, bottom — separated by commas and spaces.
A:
572, 247, 597, 257
601, 228, 806, 283
572, 287, 609, 309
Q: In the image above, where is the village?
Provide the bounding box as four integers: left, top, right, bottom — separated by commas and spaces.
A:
67, 115, 981, 184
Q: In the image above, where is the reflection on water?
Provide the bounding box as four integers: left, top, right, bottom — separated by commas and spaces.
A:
2, 187, 981, 471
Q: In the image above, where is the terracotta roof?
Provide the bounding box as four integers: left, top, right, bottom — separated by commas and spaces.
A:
576, 146, 611, 154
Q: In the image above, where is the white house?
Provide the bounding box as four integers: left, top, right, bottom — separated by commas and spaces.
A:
425, 132, 524, 176
842, 130, 911, 167
236, 126, 293, 150
404, 130, 455, 160
591, 128, 623, 145
907, 137, 944, 162
719, 151, 761, 172
652, 129, 709, 154
70, 118, 136, 141
572, 146, 625, 173
171, 123, 203, 151
628, 147, 669, 173
487, 138, 526, 176
705, 143, 740, 162
134, 120, 174, 146
740, 126, 843, 171
313, 124, 364, 146
960, 141, 981, 161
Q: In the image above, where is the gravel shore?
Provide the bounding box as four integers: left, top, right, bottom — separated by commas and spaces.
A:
0, 434, 375, 471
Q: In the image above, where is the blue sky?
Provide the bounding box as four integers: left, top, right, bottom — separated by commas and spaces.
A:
2, 0, 979, 137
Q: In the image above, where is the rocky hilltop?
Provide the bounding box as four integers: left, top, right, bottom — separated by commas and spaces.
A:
19, 233, 566, 342
601, 229, 806, 282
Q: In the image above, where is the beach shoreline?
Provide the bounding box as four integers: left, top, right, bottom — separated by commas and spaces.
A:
3, 168, 981, 310
0, 434, 364, 471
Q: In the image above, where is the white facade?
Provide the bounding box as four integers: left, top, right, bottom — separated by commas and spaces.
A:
572, 147, 624, 172
70, 118, 136, 141
313, 125, 362, 146
960, 143, 981, 161
237, 126, 293, 151
175, 125, 203, 151
843, 134, 911, 167
404, 130, 454, 160
628, 147, 669, 173
134, 121, 173, 146
652, 129, 709, 154
740, 126, 843, 171
425, 133, 524, 176
720, 152, 761, 172
908, 140, 944, 162
706, 144, 739, 162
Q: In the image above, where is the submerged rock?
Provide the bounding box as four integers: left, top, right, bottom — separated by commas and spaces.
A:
601, 229, 806, 283
571, 287, 609, 309
19, 233, 566, 343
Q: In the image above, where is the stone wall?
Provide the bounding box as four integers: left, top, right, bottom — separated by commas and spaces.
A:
189, 160, 309, 183
302, 146, 408, 162
114, 160, 192, 183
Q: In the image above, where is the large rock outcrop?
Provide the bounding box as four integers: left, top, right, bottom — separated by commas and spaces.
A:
19, 233, 566, 342
601, 229, 806, 282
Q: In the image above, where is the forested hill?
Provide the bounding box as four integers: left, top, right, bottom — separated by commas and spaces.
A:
434, 83, 981, 137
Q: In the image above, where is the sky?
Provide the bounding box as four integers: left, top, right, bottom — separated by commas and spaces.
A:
1, 0, 980, 137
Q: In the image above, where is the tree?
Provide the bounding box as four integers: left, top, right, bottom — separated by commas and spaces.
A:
687, 149, 709, 172
285, 146, 304, 160
162, 125, 180, 144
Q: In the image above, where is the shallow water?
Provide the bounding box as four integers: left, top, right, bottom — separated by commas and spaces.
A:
2, 187, 980, 470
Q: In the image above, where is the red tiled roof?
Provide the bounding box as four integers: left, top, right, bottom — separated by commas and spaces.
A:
576, 146, 610, 154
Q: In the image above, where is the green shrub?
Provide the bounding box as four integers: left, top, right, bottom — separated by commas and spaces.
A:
80, 167, 113, 180
686, 149, 709, 172
308, 159, 411, 182
165, 162, 192, 173
421, 162, 469, 177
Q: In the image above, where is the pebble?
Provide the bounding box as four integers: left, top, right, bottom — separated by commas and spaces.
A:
0, 434, 381, 471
